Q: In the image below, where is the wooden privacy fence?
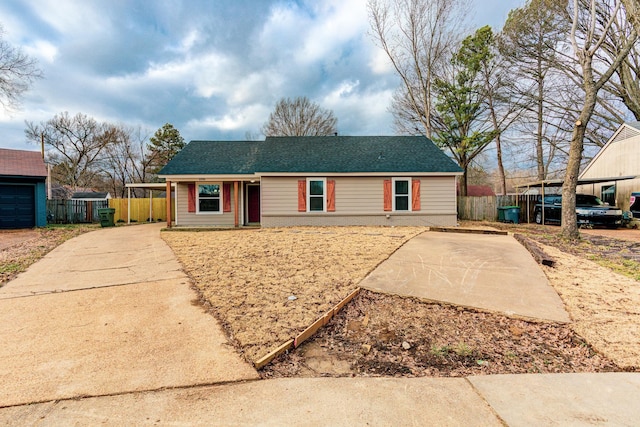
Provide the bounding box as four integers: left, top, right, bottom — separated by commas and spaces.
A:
457, 195, 539, 223
46, 198, 175, 224
109, 198, 175, 223
47, 199, 110, 224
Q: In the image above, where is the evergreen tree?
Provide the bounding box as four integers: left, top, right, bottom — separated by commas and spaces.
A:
147, 123, 185, 174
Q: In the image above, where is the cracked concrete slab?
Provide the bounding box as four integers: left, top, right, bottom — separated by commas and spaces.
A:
0, 280, 258, 407
0, 223, 185, 299
360, 231, 570, 323
0, 378, 501, 426
0, 223, 258, 407
468, 373, 640, 426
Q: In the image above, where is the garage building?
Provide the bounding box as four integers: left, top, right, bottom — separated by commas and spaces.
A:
0, 148, 48, 229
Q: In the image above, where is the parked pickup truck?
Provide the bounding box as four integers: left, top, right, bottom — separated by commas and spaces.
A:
534, 194, 623, 228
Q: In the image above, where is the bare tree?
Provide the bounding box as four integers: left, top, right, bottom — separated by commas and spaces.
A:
25, 112, 117, 191
367, 0, 468, 138
0, 24, 42, 111
262, 96, 337, 137
100, 125, 153, 198
600, 3, 640, 119
500, 0, 571, 181
562, 0, 638, 239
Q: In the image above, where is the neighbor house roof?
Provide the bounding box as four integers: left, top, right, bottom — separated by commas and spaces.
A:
463, 185, 496, 197
159, 136, 462, 176
71, 192, 110, 200
626, 121, 640, 131
0, 148, 47, 178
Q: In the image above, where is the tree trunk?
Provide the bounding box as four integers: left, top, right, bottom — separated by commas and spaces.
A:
459, 160, 469, 197
535, 79, 545, 181
561, 87, 597, 239
495, 134, 506, 195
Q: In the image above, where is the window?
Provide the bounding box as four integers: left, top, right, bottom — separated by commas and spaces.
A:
307, 178, 326, 212
601, 185, 616, 206
393, 178, 411, 211
197, 183, 221, 213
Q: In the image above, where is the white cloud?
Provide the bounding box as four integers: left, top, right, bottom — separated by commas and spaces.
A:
187, 104, 270, 132
25, 40, 58, 63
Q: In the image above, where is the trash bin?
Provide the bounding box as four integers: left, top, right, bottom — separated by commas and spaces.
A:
98, 208, 116, 227
497, 206, 520, 224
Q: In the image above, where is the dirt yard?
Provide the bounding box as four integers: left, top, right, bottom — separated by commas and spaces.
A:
0, 226, 96, 286
162, 224, 640, 377
161, 227, 423, 362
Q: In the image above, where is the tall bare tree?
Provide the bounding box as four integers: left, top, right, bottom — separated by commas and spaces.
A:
25, 112, 117, 191
600, 2, 640, 119
562, 0, 638, 239
262, 96, 337, 137
367, 0, 468, 138
0, 24, 42, 111
101, 125, 153, 198
500, 0, 571, 181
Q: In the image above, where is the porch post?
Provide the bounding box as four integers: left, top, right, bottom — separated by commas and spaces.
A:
127, 186, 131, 225
166, 180, 172, 228
234, 181, 239, 227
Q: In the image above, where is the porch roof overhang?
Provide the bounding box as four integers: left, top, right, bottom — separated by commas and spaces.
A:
255, 171, 463, 177
124, 182, 177, 225
125, 182, 177, 190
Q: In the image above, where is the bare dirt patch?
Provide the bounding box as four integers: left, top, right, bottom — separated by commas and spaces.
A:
163, 223, 639, 377
0, 226, 97, 286
161, 227, 423, 362
261, 290, 617, 378
540, 244, 640, 368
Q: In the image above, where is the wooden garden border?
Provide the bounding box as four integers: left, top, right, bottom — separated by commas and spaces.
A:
253, 288, 361, 370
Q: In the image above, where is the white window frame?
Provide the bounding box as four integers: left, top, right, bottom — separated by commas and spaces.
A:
307, 177, 326, 213
392, 177, 412, 212
196, 182, 223, 214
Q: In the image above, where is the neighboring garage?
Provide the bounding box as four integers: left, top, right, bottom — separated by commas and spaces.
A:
0, 148, 47, 229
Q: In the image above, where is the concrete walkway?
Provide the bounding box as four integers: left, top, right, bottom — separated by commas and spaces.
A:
1, 225, 638, 425
0, 224, 258, 408
360, 230, 570, 323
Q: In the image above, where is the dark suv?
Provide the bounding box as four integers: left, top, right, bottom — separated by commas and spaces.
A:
534, 193, 623, 228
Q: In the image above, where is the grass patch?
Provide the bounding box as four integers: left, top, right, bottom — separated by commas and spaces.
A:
592, 256, 640, 281
0, 263, 22, 274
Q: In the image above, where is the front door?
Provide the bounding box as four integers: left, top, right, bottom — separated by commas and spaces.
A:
247, 185, 260, 223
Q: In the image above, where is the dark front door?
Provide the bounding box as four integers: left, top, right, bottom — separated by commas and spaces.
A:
247, 185, 260, 223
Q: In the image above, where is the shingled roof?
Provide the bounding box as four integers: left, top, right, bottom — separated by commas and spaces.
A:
0, 148, 47, 178
159, 136, 462, 175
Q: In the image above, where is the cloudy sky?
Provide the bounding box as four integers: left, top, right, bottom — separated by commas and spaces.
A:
0, 0, 523, 152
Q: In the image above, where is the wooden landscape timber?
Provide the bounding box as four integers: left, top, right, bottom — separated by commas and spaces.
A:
513, 233, 556, 267
429, 227, 508, 236
253, 288, 361, 370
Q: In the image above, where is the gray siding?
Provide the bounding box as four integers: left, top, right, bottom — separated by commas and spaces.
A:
261, 176, 457, 227
175, 182, 239, 227
578, 130, 640, 211
577, 179, 640, 211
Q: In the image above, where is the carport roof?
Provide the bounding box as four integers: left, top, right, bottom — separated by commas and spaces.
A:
0, 148, 47, 178
515, 175, 637, 189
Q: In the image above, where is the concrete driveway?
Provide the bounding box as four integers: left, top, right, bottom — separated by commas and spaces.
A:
0, 223, 258, 407
360, 230, 570, 323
